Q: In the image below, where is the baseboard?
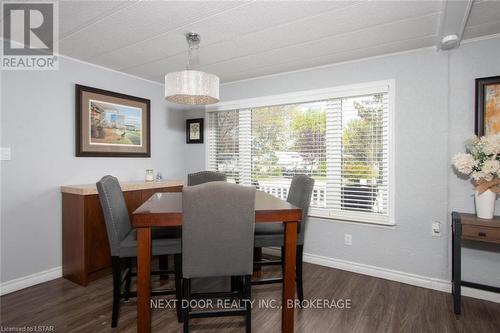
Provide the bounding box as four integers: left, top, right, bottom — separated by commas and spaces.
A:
0, 266, 62, 296
262, 248, 500, 304
461, 287, 500, 304
2, 251, 499, 304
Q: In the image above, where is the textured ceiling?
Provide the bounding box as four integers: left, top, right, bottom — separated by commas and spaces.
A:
51, 0, 500, 83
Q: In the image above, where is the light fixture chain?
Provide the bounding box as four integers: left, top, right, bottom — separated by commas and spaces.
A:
186, 32, 200, 70
187, 45, 192, 70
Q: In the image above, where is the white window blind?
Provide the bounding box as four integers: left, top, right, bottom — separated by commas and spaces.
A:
207, 84, 392, 225
207, 110, 240, 183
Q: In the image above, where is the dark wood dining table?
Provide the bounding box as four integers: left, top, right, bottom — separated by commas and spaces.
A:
132, 190, 302, 333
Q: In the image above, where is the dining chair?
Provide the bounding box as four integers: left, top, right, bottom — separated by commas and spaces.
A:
96, 175, 183, 327
182, 181, 255, 333
187, 170, 227, 186
253, 174, 314, 302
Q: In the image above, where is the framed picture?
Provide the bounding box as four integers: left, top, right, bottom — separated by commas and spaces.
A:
475, 75, 500, 136
186, 118, 204, 144
75, 84, 151, 157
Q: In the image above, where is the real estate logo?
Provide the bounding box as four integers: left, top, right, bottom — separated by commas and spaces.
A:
1, 1, 59, 70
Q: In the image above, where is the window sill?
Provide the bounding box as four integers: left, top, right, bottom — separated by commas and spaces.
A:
308, 208, 395, 228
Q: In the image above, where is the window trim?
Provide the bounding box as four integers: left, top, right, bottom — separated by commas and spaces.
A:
205, 79, 396, 226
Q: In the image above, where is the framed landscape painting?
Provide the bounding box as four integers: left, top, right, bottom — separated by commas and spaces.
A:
76, 85, 151, 157
475, 75, 500, 136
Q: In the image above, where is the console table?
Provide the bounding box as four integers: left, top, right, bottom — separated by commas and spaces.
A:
61, 180, 183, 286
451, 212, 500, 314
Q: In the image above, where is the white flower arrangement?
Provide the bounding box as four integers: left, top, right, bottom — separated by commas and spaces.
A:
452, 134, 500, 182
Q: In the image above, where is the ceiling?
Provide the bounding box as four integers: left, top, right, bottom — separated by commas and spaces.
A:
53, 0, 500, 83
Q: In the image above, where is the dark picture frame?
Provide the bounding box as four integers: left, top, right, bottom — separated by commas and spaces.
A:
475, 75, 500, 136
75, 84, 151, 157
186, 118, 204, 144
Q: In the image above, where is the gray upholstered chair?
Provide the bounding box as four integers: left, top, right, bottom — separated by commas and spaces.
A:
96, 175, 182, 327
253, 174, 314, 302
182, 181, 255, 333
187, 170, 227, 186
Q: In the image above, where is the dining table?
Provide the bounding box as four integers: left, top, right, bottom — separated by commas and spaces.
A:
132, 190, 303, 333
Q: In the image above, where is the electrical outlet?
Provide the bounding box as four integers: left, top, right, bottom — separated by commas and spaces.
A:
432, 221, 441, 237
344, 234, 352, 246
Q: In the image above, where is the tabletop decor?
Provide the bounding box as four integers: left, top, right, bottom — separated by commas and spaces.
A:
186, 118, 203, 144
475, 75, 500, 136
145, 169, 154, 182
452, 134, 500, 219
76, 84, 151, 157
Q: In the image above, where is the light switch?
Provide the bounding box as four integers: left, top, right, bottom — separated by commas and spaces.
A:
432, 221, 441, 237
0, 147, 11, 161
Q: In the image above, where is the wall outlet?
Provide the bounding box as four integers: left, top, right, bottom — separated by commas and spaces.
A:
0, 147, 11, 161
344, 234, 352, 245
432, 221, 441, 237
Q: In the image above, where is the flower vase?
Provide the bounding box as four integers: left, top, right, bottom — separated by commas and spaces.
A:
475, 189, 496, 219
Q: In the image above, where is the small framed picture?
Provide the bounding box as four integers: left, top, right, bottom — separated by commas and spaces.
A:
475, 75, 500, 136
75, 84, 151, 157
186, 118, 204, 144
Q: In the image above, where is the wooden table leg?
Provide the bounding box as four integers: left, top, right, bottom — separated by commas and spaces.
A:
137, 227, 151, 333
282, 221, 298, 333
253, 247, 263, 278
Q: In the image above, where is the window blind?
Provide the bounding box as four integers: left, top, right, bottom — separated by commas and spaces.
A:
207, 110, 240, 183
321, 93, 389, 224
207, 87, 391, 225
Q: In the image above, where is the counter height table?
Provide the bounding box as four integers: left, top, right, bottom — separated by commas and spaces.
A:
132, 191, 302, 333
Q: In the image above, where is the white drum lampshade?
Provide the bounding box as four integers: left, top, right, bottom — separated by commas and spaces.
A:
165, 70, 219, 105
165, 33, 220, 105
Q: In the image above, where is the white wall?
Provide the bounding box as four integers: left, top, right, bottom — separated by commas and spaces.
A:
184, 36, 500, 287
0, 56, 186, 283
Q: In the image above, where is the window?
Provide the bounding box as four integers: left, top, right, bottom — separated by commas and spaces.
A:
207, 81, 394, 225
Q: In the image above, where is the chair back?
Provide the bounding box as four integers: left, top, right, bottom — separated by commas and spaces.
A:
287, 174, 315, 244
96, 175, 132, 256
188, 171, 226, 186
182, 182, 256, 278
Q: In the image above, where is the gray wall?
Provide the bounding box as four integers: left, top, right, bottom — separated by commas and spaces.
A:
448, 38, 500, 285
0, 57, 186, 283
184, 36, 500, 285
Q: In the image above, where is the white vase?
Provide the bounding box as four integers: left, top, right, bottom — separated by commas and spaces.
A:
475, 189, 496, 219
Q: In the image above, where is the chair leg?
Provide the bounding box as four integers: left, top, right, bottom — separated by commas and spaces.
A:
159, 255, 169, 280
183, 278, 191, 333
124, 257, 132, 302
253, 247, 262, 278
111, 256, 121, 328
174, 254, 183, 323
296, 245, 304, 303
244, 275, 252, 333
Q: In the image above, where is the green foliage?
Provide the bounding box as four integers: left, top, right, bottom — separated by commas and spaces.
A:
341, 95, 384, 182
251, 106, 288, 180
342, 163, 378, 182
290, 107, 326, 170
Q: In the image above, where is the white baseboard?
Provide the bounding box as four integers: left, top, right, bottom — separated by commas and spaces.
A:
262, 248, 500, 304
2, 250, 499, 304
0, 266, 62, 296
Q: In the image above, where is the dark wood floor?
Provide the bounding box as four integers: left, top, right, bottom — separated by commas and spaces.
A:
1, 260, 500, 333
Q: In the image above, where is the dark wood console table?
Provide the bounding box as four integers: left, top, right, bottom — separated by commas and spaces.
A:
61, 180, 183, 286
451, 212, 500, 314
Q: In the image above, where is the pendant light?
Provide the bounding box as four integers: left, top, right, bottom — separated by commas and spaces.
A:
165, 33, 219, 105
